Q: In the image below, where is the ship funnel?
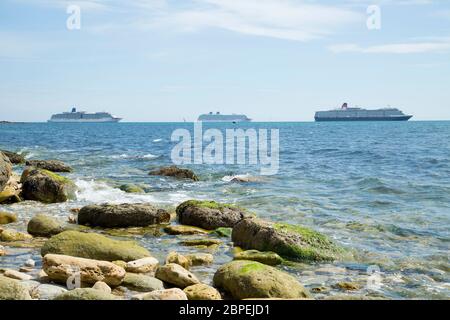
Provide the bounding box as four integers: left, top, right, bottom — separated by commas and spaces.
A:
341, 103, 348, 109
71, 107, 77, 113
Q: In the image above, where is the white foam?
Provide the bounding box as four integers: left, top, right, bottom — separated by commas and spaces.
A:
222, 173, 252, 182
142, 153, 159, 159
153, 139, 162, 142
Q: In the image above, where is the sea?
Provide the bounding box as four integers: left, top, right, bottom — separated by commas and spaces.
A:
1, 121, 449, 299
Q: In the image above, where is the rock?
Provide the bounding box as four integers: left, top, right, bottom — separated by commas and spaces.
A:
78, 203, 170, 228
0, 184, 21, 204
3, 269, 33, 281
122, 273, 164, 292
92, 281, 112, 294
315, 266, 347, 275
20, 280, 41, 292
43, 254, 126, 286
232, 217, 346, 262
164, 225, 209, 235
176, 200, 246, 230
149, 166, 199, 181
24, 259, 36, 268
25, 160, 73, 172
213, 260, 311, 300
31, 284, 67, 300
185, 253, 214, 266
0, 245, 5, 256
165, 252, 190, 269
54, 288, 118, 300
119, 184, 144, 193
41, 230, 151, 262
0, 150, 25, 164
155, 263, 200, 288
19, 267, 34, 273
0, 152, 12, 192
113, 260, 128, 269
332, 281, 361, 291
0, 228, 32, 242
21, 168, 76, 203
27, 214, 65, 237
126, 257, 159, 274
181, 239, 222, 247
133, 288, 188, 300
184, 284, 222, 300
0, 275, 32, 300
213, 227, 232, 237
234, 250, 283, 266
0, 212, 17, 224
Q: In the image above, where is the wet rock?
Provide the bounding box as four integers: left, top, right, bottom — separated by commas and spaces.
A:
122, 273, 164, 292
0, 173, 22, 204
166, 252, 190, 269
149, 166, 199, 181
155, 263, 200, 288
3, 269, 33, 281
234, 250, 283, 266
0, 228, 32, 242
92, 281, 111, 294
0, 150, 25, 164
0, 275, 32, 300
181, 239, 222, 247
31, 284, 67, 300
0, 152, 12, 192
24, 259, 36, 268
119, 184, 144, 193
54, 288, 118, 300
213, 260, 311, 300
185, 253, 214, 266
126, 257, 159, 274
78, 203, 170, 228
0, 212, 17, 225
21, 168, 76, 203
232, 217, 346, 262
0, 245, 5, 256
25, 160, 73, 173
27, 214, 65, 237
133, 288, 188, 300
43, 254, 126, 286
213, 227, 232, 237
41, 230, 151, 262
113, 260, 128, 269
164, 225, 209, 235
176, 200, 247, 230
332, 281, 361, 291
183, 284, 222, 300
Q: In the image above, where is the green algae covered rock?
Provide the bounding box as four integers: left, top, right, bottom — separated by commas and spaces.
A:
0, 276, 32, 300
234, 250, 283, 266
122, 273, 164, 292
41, 230, 151, 262
119, 184, 144, 193
27, 213, 66, 237
54, 288, 118, 300
0, 211, 17, 225
213, 260, 311, 300
232, 217, 347, 262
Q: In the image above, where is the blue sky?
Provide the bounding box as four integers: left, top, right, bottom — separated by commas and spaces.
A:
1, 0, 449, 122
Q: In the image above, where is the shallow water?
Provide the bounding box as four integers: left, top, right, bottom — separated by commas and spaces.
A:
1, 121, 449, 299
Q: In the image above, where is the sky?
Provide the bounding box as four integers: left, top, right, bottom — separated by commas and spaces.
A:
0, 0, 449, 122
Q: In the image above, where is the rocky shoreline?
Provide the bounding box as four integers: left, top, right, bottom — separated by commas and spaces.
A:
0, 150, 371, 301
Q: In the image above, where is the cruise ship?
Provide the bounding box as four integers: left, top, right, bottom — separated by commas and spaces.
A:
48, 108, 122, 123
198, 112, 251, 122
315, 103, 412, 122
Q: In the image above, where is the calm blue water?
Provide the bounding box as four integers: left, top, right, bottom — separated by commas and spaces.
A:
1, 121, 449, 299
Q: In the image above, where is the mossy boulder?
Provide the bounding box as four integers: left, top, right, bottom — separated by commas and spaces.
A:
25, 159, 73, 172
181, 239, 222, 247
185, 253, 214, 266
54, 288, 118, 300
149, 166, 199, 181
0, 275, 32, 300
213, 227, 233, 237
21, 168, 76, 203
213, 260, 311, 300
27, 214, 65, 237
122, 273, 164, 292
0, 228, 32, 242
119, 184, 144, 193
183, 284, 222, 300
41, 230, 151, 262
0, 152, 12, 192
0, 150, 25, 164
232, 217, 346, 262
234, 250, 284, 266
163, 225, 209, 235
176, 200, 247, 230
78, 203, 170, 228
0, 212, 17, 225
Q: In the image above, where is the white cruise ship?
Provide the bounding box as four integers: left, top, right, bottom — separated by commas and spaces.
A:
198, 112, 251, 122
48, 108, 122, 123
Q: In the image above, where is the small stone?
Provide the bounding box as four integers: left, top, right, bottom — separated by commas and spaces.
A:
92, 281, 112, 294
185, 253, 214, 266
126, 257, 159, 274
164, 225, 209, 235
31, 284, 68, 300
19, 267, 34, 273
0, 228, 33, 242
166, 252, 190, 269
234, 250, 283, 266
332, 282, 361, 291
213, 227, 232, 237
3, 269, 33, 281
112, 260, 128, 269
24, 259, 36, 268
122, 273, 164, 292
183, 284, 222, 300
181, 239, 222, 247
111, 286, 127, 297
54, 288, 118, 300
133, 288, 188, 300
155, 263, 200, 288
27, 214, 65, 237
0, 212, 17, 225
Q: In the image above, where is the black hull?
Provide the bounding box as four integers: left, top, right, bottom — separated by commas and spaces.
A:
315, 116, 412, 122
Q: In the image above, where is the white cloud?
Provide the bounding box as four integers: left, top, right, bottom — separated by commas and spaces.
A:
329, 40, 450, 54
